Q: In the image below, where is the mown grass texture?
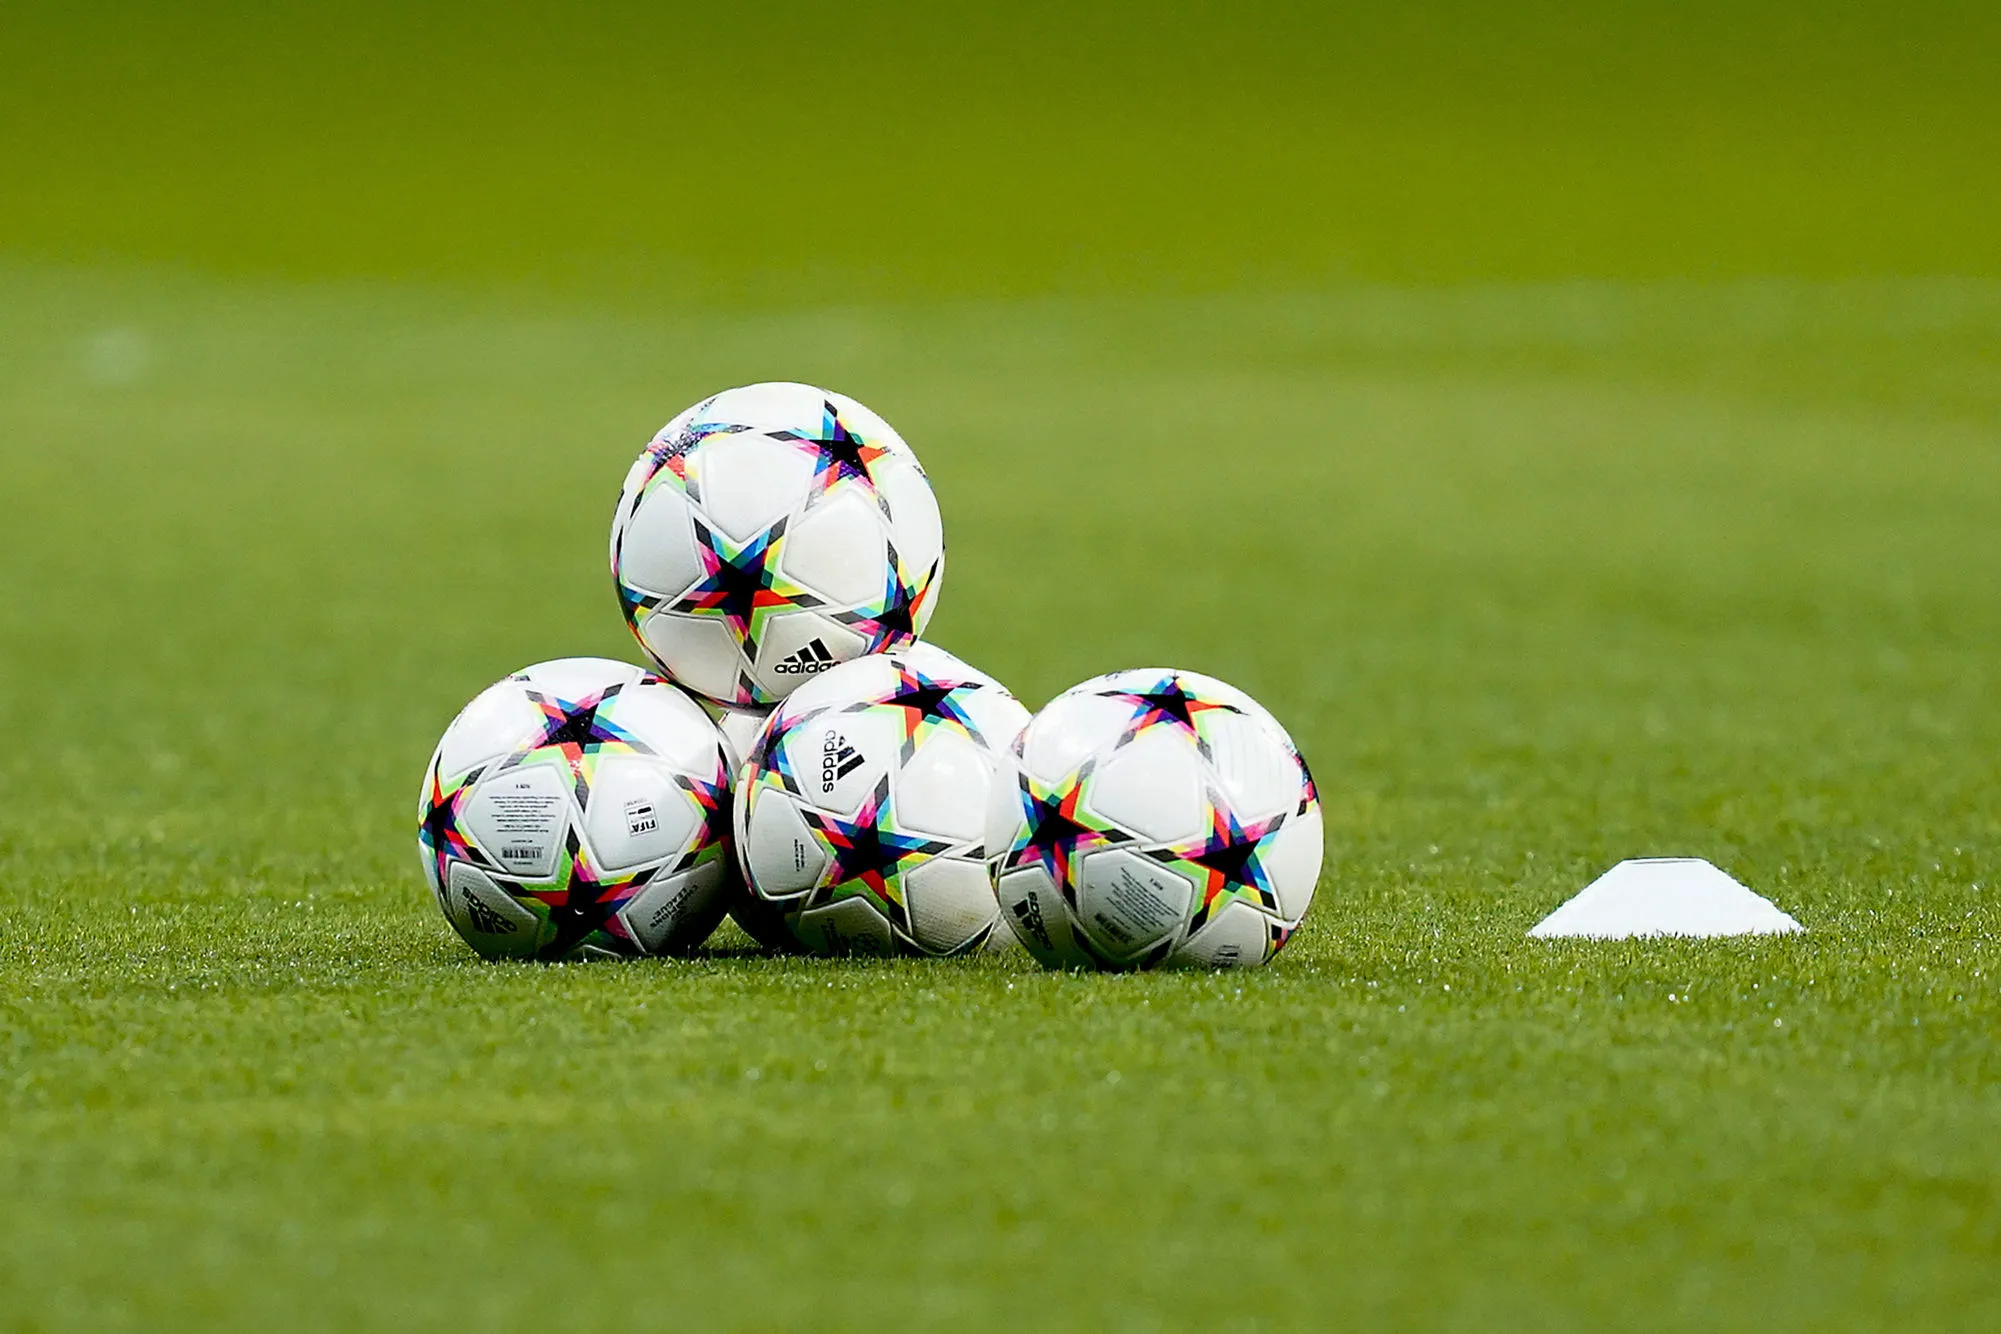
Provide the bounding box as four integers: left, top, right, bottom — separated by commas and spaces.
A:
1, 262, 1998, 1330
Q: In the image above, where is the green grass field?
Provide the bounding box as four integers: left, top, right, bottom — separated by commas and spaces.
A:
2, 258, 1997, 1329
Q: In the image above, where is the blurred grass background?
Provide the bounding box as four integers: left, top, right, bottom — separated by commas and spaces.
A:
4, 0, 1998, 302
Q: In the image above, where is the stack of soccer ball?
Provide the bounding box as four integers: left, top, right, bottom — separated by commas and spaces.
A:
417, 383, 1323, 969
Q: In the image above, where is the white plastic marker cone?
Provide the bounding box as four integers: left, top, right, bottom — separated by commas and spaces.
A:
1528, 858, 1804, 939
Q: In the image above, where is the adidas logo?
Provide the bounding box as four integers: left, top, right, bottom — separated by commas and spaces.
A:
461, 890, 518, 936
1011, 892, 1054, 951
821, 730, 865, 792
774, 639, 837, 675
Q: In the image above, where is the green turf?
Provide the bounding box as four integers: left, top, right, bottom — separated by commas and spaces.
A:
1, 260, 1998, 1331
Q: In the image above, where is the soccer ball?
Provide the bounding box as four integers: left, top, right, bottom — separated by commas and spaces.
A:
610, 382, 944, 707
987, 668, 1322, 970
417, 658, 735, 961
734, 646, 1030, 955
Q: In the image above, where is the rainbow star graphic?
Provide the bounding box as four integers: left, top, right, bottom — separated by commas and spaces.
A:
669, 762, 734, 872
999, 763, 1131, 896
1102, 673, 1242, 755
847, 659, 987, 760
773, 399, 893, 502
498, 682, 652, 806
418, 765, 490, 887
1145, 791, 1288, 933
832, 540, 935, 655
627, 418, 750, 498
514, 826, 656, 959
796, 775, 954, 929
627, 513, 827, 678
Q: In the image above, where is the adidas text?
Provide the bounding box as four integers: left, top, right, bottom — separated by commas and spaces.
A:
775, 639, 837, 675
821, 731, 865, 792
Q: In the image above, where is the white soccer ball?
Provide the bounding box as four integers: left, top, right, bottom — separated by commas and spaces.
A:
417, 658, 735, 961
734, 647, 1030, 955
610, 382, 945, 706
987, 668, 1322, 970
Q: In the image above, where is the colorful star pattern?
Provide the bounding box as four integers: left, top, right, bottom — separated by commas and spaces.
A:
772, 399, 893, 502
1291, 746, 1319, 813
629, 418, 749, 497
504, 749, 734, 961
794, 774, 953, 929
624, 514, 827, 690
747, 701, 802, 777
418, 764, 490, 889
1144, 790, 1288, 933
496, 681, 646, 808
830, 541, 936, 655
671, 764, 734, 872
998, 763, 1131, 898
1103, 673, 1242, 754
844, 659, 989, 759
510, 826, 658, 958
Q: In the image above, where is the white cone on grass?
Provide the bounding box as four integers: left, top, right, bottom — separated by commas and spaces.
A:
1528, 858, 1803, 939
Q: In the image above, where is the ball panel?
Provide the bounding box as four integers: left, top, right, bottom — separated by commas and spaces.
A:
875, 454, 944, 575
903, 641, 999, 689
638, 611, 743, 701
444, 862, 543, 960
1169, 898, 1274, 969
1204, 709, 1298, 823
791, 897, 897, 955
514, 657, 648, 699
1020, 693, 1134, 784
770, 709, 900, 819
695, 381, 828, 433
602, 681, 722, 772
437, 681, 543, 781
1084, 728, 1204, 844
695, 433, 815, 543
780, 488, 887, 605
1071, 849, 1195, 962
984, 747, 1029, 862
1263, 805, 1324, 923
894, 729, 989, 842
459, 762, 571, 883
740, 785, 828, 899
959, 688, 1031, 753
619, 861, 729, 955
776, 651, 901, 715
994, 865, 1083, 968
617, 448, 657, 510
581, 755, 700, 873
617, 483, 703, 599
903, 856, 997, 954
750, 613, 868, 698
